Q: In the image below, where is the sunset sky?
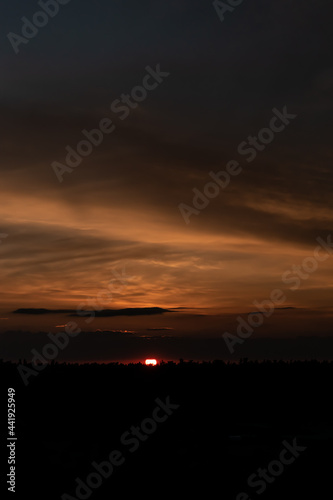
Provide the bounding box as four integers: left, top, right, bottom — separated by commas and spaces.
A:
1, 0, 333, 361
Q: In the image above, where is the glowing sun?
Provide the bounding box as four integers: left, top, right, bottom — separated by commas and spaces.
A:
145, 359, 157, 366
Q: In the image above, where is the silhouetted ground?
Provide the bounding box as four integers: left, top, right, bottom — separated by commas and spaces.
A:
1, 359, 332, 499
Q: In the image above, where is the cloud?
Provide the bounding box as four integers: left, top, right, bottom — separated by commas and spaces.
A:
13, 307, 171, 317
13, 309, 74, 315
147, 327, 174, 331
70, 307, 171, 317
248, 307, 297, 315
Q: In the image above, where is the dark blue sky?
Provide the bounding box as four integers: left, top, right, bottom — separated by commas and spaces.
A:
3, 0, 331, 121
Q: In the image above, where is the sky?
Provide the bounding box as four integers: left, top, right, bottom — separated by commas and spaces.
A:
1, 0, 333, 362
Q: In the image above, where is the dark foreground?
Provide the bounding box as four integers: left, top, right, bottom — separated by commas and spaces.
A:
1, 359, 332, 499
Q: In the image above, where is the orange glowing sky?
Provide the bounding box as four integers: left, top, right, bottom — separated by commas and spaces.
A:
1, 182, 332, 317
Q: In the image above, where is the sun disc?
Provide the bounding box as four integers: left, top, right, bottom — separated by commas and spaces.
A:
145, 359, 157, 366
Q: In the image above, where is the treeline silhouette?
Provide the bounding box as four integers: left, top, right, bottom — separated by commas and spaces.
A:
1, 359, 332, 499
